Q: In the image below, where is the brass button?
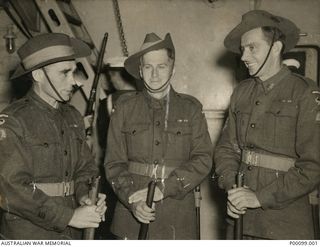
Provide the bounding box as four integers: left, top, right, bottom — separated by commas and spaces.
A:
155, 140, 160, 145
255, 101, 261, 105
250, 123, 256, 128
247, 165, 253, 171
38, 211, 46, 219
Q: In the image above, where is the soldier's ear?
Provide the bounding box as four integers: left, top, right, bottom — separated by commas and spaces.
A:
139, 65, 143, 79
273, 41, 283, 55
31, 69, 44, 82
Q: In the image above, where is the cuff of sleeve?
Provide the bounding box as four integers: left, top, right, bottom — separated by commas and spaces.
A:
75, 182, 90, 204
51, 207, 74, 232
256, 189, 274, 210
158, 176, 181, 199
218, 174, 236, 191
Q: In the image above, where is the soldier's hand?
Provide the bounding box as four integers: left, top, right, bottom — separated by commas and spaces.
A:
79, 193, 107, 221
128, 186, 164, 204
79, 194, 93, 206
227, 201, 245, 218
83, 115, 93, 129
228, 186, 261, 211
96, 193, 107, 221
68, 205, 102, 228
131, 200, 155, 224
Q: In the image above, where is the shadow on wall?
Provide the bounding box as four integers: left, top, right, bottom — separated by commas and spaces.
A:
215, 51, 249, 83
10, 71, 33, 100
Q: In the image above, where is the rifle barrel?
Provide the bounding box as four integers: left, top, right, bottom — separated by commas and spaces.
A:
83, 176, 101, 240
234, 172, 244, 240
85, 32, 109, 118
138, 180, 157, 240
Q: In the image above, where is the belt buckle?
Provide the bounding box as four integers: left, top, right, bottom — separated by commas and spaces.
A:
63, 182, 70, 197
151, 164, 159, 179
246, 150, 258, 166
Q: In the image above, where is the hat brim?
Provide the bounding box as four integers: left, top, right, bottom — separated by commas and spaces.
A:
124, 33, 175, 79
10, 37, 91, 80
224, 15, 300, 54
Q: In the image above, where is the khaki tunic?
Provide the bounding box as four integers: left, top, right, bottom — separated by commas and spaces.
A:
0, 91, 98, 239
215, 66, 320, 239
105, 88, 212, 239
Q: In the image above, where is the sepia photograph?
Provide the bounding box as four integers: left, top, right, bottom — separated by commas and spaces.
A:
0, 0, 319, 245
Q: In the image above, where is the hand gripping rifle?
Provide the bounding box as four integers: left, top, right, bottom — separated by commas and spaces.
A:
83, 176, 101, 240
234, 171, 244, 240
85, 32, 109, 137
138, 180, 157, 240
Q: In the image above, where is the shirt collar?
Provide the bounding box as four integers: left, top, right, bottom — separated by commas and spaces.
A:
142, 86, 173, 109
27, 89, 62, 114
255, 65, 291, 93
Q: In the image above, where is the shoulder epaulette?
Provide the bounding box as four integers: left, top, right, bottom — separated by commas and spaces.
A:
292, 73, 317, 88
116, 91, 141, 106
2, 98, 30, 116
175, 92, 202, 108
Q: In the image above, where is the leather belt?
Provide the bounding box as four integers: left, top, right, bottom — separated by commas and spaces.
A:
242, 150, 295, 172
128, 161, 175, 179
33, 181, 74, 197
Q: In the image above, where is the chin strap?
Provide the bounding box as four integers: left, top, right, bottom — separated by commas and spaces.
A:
143, 77, 171, 93
252, 32, 275, 77
41, 68, 67, 103
143, 60, 175, 94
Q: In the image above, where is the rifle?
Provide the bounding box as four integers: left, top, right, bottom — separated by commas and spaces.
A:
234, 171, 244, 240
309, 187, 320, 239
83, 176, 101, 240
138, 180, 157, 240
85, 32, 109, 137
194, 185, 201, 240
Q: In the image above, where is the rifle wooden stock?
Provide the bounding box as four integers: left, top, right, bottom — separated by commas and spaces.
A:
138, 180, 157, 240
234, 171, 244, 240
83, 176, 101, 240
85, 32, 109, 136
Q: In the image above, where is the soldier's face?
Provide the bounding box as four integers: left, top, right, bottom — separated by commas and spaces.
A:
140, 49, 174, 91
41, 61, 77, 102
240, 28, 275, 80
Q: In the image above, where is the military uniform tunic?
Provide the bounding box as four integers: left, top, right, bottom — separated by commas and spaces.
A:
0, 91, 98, 239
105, 88, 212, 239
215, 66, 320, 239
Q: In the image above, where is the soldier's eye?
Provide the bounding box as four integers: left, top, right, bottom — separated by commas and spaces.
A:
158, 64, 167, 69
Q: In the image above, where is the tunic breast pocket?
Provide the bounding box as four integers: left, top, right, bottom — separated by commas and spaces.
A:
25, 135, 60, 177
234, 109, 251, 145
121, 123, 150, 159
166, 124, 192, 160
69, 126, 85, 160
265, 103, 298, 149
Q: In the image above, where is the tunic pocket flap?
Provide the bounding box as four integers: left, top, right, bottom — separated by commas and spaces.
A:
267, 103, 298, 117
166, 125, 192, 135
24, 135, 59, 147
122, 123, 150, 135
